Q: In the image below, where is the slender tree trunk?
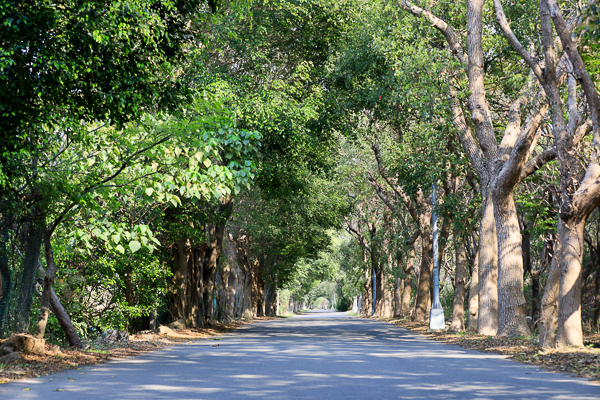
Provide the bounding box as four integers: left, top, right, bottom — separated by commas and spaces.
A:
242, 265, 253, 319
394, 277, 403, 318
254, 261, 265, 317
383, 278, 393, 318
191, 246, 205, 328
399, 247, 415, 317
227, 266, 237, 321
220, 259, 233, 322
0, 213, 11, 337
256, 276, 265, 317
467, 244, 479, 332
412, 224, 433, 323
594, 262, 600, 328
203, 252, 216, 323
449, 243, 468, 332
171, 238, 189, 321
478, 191, 499, 335
252, 260, 260, 316
265, 282, 277, 317
35, 229, 81, 348
361, 250, 372, 316
374, 266, 385, 317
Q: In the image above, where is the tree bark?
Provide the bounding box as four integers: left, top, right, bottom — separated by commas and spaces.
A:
412, 223, 433, 323
190, 245, 205, 328
253, 261, 265, 317
493, 187, 532, 337
203, 196, 234, 324
361, 250, 372, 316
401, 249, 415, 317
14, 219, 44, 333
467, 242, 479, 332
0, 213, 11, 338
227, 266, 237, 321
35, 229, 82, 348
556, 218, 587, 347
449, 243, 468, 332
394, 277, 403, 318
595, 259, 600, 328
220, 252, 233, 322
265, 282, 277, 317
241, 265, 254, 319
539, 222, 561, 349
478, 191, 498, 335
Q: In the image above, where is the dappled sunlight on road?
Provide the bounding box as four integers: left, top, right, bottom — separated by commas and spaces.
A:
3, 311, 599, 399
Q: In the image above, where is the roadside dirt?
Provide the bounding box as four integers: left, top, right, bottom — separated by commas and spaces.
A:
0, 320, 249, 384
387, 317, 600, 381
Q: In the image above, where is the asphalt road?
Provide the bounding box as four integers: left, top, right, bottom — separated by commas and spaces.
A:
2, 311, 599, 399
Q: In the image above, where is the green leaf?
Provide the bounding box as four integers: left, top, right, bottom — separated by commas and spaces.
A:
129, 240, 141, 253
115, 244, 125, 254
145, 188, 154, 196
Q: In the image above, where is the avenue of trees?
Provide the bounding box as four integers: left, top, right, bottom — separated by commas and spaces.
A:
1, 0, 599, 350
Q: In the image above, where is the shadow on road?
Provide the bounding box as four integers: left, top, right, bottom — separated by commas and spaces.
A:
4, 311, 599, 399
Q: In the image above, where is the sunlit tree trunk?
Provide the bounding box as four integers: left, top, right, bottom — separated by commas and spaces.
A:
394, 277, 403, 318
400, 248, 415, 317
467, 244, 479, 332
412, 220, 433, 323
35, 228, 82, 348
492, 187, 531, 336
449, 243, 467, 332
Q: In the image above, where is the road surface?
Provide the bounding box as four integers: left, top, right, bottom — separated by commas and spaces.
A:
2, 311, 598, 399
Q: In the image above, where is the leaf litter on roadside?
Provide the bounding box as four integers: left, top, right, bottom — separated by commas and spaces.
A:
0, 321, 244, 384
387, 317, 600, 381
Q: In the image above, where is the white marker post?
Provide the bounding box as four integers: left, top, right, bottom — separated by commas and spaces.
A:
429, 182, 445, 331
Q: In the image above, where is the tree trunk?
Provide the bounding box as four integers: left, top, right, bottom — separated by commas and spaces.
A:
412, 225, 433, 323
14, 220, 44, 333
227, 266, 237, 321
383, 278, 393, 318
374, 266, 385, 317
449, 243, 468, 332
171, 238, 190, 321
394, 277, 403, 318
478, 191, 499, 335
35, 229, 81, 348
241, 265, 254, 319
539, 224, 561, 348
0, 214, 11, 338
190, 246, 205, 328
400, 248, 415, 317
265, 283, 277, 317
254, 262, 265, 317
361, 251, 372, 316
594, 261, 600, 328
203, 197, 234, 325
556, 218, 587, 347
202, 252, 216, 323
467, 243, 479, 332
220, 259, 233, 322
493, 186, 532, 337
